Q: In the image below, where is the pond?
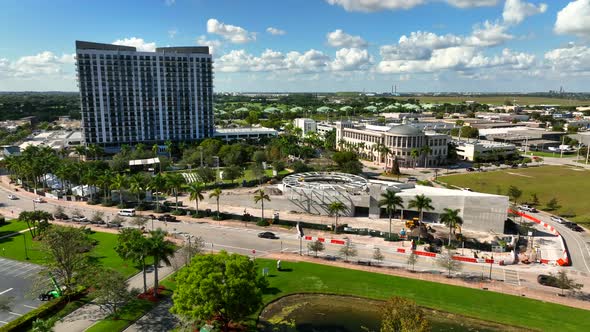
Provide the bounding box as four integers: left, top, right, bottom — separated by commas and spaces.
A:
258, 294, 528, 332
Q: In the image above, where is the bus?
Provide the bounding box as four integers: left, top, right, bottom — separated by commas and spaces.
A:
118, 209, 136, 217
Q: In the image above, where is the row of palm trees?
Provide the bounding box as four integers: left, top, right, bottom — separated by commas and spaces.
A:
338, 140, 435, 171
378, 191, 463, 245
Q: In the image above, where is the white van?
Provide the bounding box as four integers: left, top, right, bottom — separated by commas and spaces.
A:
118, 209, 136, 217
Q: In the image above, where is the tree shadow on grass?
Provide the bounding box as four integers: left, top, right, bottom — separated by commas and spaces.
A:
263, 287, 281, 295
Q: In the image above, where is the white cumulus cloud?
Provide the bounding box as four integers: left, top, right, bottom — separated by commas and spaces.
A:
0, 51, 75, 78
266, 27, 286, 35
502, 0, 547, 25
554, 0, 590, 37
215, 49, 331, 74
446, 0, 499, 8
326, 29, 368, 48
545, 43, 590, 72
196, 35, 222, 55
330, 48, 372, 71
207, 18, 256, 44
112, 37, 156, 52
467, 20, 513, 47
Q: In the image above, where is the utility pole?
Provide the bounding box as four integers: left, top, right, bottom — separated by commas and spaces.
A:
489, 254, 494, 280
23, 233, 29, 260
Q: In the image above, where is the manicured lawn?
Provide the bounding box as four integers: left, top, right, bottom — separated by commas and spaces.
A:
255, 259, 590, 332
525, 151, 575, 158
438, 165, 590, 224
0, 220, 30, 237
0, 228, 141, 278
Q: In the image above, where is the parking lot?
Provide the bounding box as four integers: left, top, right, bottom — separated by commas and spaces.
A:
0, 257, 44, 326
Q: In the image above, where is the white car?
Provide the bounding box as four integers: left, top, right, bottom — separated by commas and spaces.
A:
32, 197, 46, 203
518, 204, 538, 213
7, 194, 17, 200
550, 216, 565, 224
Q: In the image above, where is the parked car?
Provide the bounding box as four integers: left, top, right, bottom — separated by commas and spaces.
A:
550, 216, 565, 224
157, 214, 178, 222
466, 167, 475, 172
7, 194, 17, 200
33, 197, 46, 203
573, 225, 585, 232
258, 231, 278, 239
406, 177, 417, 182
72, 216, 89, 223
53, 212, 69, 220
537, 274, 559, 288
519, 205, 538, 213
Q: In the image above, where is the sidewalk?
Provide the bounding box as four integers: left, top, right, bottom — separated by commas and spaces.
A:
53, 263, 176, 332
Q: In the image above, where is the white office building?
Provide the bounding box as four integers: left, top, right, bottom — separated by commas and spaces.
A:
454, 140, 517, 162
75, 41, 214, 147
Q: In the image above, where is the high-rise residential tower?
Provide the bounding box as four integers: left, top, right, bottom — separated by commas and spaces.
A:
75, 40, 214, 147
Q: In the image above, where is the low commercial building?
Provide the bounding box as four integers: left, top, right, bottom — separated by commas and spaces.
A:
454, 140, 517, 162
212, 127, 277, 141
293, 118, 317, 137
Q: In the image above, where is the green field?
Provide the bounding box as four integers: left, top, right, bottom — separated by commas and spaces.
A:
256, 259, 590, 331
0, 228, 141, 277
438, 165, 590, 224
0, 220, 29, 238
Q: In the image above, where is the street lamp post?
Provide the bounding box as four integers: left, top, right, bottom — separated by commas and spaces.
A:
148, 214, 155, 231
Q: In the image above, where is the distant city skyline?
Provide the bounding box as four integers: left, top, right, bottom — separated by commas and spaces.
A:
1, 0, 589, 92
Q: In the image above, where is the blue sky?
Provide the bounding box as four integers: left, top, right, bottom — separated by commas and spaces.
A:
1, 0, 589, 92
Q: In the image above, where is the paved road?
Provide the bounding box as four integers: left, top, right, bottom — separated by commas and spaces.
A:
0, 257, 44, 327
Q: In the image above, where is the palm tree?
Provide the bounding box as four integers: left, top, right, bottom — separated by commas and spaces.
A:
147, 229, 176, 297
97, 169, 114, 203
186, 182, 205, 215
408, 194, 434, 224
149, 173, 167, 212
82, 167, 99, 202
379, 191, 404, 239
253, 189, 271, 221
410, 148, 420, 168
74, 145, 87, 161
128, 173, 146, 207
165, 173, 185, 212
420, 145, 432, 168
440, 208, 463, 246
209, 188, 222, 218
152, 144, 159, 157
110, 173, 128, 207
327, 201, 347, 233
165, 140, 173, 159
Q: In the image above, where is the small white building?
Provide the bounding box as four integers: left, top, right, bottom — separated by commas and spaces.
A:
213, 127, 277, 141
454, 140, 517, 162
293, 118, 317, 137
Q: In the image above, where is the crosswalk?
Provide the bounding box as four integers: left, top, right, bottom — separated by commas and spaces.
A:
504, 269, 520, 286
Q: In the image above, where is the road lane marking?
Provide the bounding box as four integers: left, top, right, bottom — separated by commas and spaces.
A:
23, 304, 37, 309
0, 288, 13, 295
8, 312, 22, 316
0, 320, 8, 324
14, 265, 38, 277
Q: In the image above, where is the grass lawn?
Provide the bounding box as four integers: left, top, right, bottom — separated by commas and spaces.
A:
0, 220, 29, 238
0, 228, 142, 278
438, 165, 590, 224
255, 259, 590, 332
526, 151, 575, 158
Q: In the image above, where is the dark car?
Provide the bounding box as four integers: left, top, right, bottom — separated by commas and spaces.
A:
157, 214, 178, 222
54, 212, 69, 220
537, 274, 559, 288
466, 167, 475, 172
573, 225, 584, 232
258, 232, 278, 239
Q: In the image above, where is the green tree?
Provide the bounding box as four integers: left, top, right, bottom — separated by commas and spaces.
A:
408, 194, 434, 224
116, 228, 150, 293
196, 166, 216, 184
31, 318, 56, 332
253, 189, 271, 221
251, 162, 266, 185
19, 210, 53, 239
91, 268, 134, 316
307, 240, 325, 257
507, 185, 522, 205
339, 240, 358, 261
149, 173, 167, 212
327, 201, 347, 232
128, 173, 147, 207
223, 165, 244, 183
165, 172, 185, 212
170, 251, 268, 331
437, 248, 463, 277
407, 251, 418, 272
379, 191, 404, 240
546, 197, 560, 211
553, 270, 583, 296
373, 247, 384, 265
209, 188, 222, 218
410, 149, 420, 168
110, 173, 128, 207
380, 296, 430, 332
147, 229, 176, 297
42, 226, 92, 294
440, 208, 463, 246
187, 182, 205, 215
165, 140, 174, 159
530, 193, 540, 206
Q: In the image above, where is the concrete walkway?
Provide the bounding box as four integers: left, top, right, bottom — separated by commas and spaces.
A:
123, 298, 177, 332
53, 263, 176, 332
